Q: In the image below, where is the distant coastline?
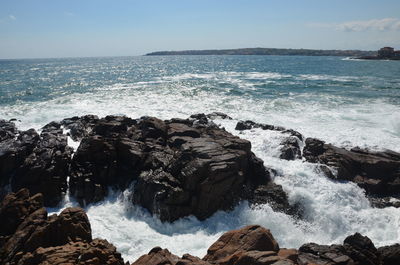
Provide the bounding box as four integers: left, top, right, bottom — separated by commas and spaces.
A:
145, 47, 376, 57
354, 47, 400, 60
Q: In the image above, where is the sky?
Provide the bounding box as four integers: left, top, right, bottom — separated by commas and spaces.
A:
0, 0, 399, 59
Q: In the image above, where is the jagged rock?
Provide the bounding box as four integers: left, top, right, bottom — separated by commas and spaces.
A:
279, 137, 301, 161
203, 225, 280, 263
0, 120, 72, 206
68, 115, 285, 222
0, 189, 43, 247
2, 114, 296, 221
235, 120, 303, 160
235, 120, 303, 140
250, 182, 301, 217
378, 244, 400, 265
298, 233, 381, 265
132, 247, 211, 265
303, 138, 400, 197
0, 189, 123, 265
61, 114, 100, 141
17, 239, 125, 265
0, 119, 18, 142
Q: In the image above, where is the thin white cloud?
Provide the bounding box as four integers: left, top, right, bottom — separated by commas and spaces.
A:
64, 12, 75, 17
309, 18, 400, 32
0, 14, 16, 23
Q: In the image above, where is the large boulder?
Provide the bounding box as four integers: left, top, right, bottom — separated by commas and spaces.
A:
303, 138, 400, 197
203, 225, 280, 263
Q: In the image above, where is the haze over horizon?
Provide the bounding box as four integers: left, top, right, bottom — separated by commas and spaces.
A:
1, 0, 399, 59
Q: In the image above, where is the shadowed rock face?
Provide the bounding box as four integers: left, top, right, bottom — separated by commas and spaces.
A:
0, 189, 124, 265
298, 233, 381, 265
1, 114, 295, 222
69, 114, 276, 221
303, 138, 400, 197
0, 120, 72, 206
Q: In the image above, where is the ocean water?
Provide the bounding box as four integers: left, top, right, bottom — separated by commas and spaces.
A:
1, 55, 400, 262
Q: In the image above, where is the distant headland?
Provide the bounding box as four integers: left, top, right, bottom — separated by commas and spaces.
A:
355, 47, 400, 60
145, 47, 376, 57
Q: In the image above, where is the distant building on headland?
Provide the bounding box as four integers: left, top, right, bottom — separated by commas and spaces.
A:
356, 47, 400, 60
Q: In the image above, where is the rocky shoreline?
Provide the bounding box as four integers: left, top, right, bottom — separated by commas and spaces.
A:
1, 189, 399, 265
1, 113, 399, 264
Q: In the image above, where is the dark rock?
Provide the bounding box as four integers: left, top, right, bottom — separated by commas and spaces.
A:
369, 197, 400, 208
3, 114, 296, 222
378, 244, 400, 265
298, 233, 381, 265
303, 138, 400, 197
61, 114, 99, 141
235, 120, 256, 131
250, 182, 301, 217
206, 112, 232, 120
0, 119, 18, 142
235, 120, 303, 160
0, 120, 72, 206
279, 137, 301, 161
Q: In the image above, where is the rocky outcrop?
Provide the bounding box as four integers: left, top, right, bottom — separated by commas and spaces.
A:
235, 120, 303, 161
0, 189, 123, 265
1, 114, 295, 221
68, 114, 290, 221
303, 138, 400, 197
0, 120, 72, 206
298, 233, 381, 265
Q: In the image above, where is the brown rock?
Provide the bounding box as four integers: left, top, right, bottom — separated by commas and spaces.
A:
278, 248, 298, 262
203, 225, 279, 263
17, 239, 124, 265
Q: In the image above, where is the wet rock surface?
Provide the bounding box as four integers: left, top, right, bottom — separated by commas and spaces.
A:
67, 114, 289, 221
303, 138, 400, 198
0, 114, 295, 222
0, 189, 124, 265
0, 120, 72, 206
235, 120, 303, 161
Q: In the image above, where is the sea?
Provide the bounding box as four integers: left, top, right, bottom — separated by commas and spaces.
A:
1, 55, 399, 262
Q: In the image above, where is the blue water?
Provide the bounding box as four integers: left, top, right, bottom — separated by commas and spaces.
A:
1, 55, 399, 106
2, 55, 400, 262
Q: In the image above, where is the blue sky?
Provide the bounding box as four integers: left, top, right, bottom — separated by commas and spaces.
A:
0, 0, 399, 58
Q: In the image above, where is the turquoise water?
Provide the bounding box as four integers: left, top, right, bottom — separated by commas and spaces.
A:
2, 55, 400, 262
